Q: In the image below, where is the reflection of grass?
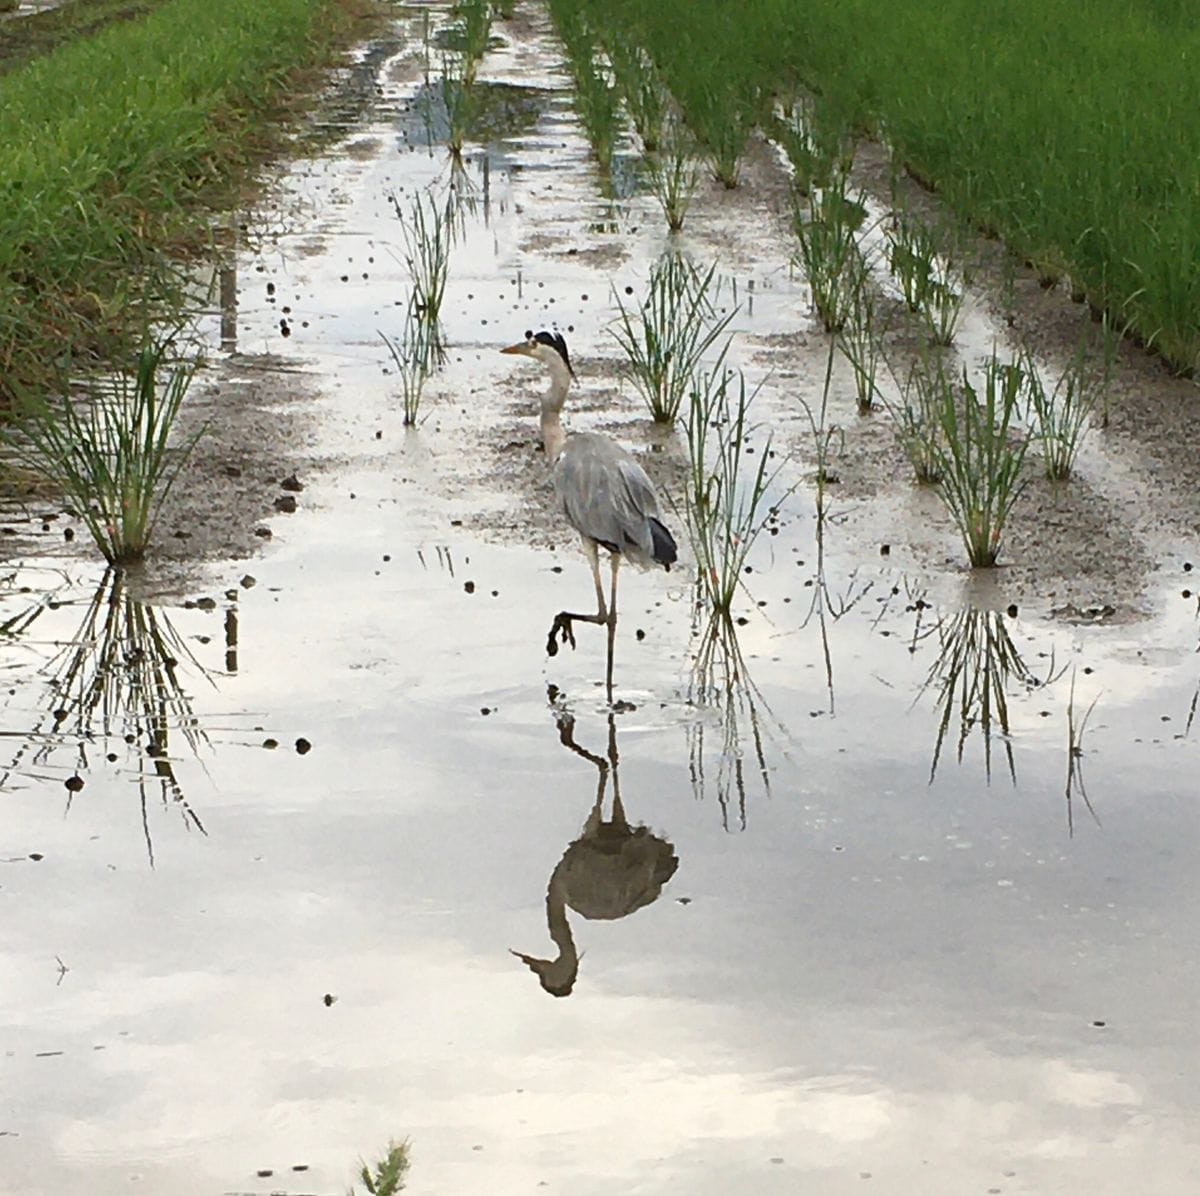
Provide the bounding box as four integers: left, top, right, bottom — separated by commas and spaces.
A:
351, 1140, 411, 1195
389, 191, 450, 358
1065, 667, 1100, 836
918, 606, 1054, 784
687, 611, 775, 831
8, 335, 202, 565
3, 568, 212, 864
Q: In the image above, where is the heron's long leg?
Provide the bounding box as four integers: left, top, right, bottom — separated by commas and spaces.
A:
605, 554, 620, 704
546, 538, 610, 657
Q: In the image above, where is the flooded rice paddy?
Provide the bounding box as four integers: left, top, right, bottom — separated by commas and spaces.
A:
3, 4, 1200, 1193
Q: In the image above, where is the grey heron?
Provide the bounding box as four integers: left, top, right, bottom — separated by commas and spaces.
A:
501, 330, 677, 701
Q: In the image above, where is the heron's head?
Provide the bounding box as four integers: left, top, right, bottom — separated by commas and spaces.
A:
501, 329, 576, 380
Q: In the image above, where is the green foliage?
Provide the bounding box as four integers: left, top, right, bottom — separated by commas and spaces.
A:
645, 117, 700, 233
390, 190, 451, 358
611, 254, 734, 423
792, 177, 867, 333
552, 0, 1200, 371
6, 336, 201, 565
0, 0, 342, 398
685, 368, 780, 616
931, 355, 1029, 567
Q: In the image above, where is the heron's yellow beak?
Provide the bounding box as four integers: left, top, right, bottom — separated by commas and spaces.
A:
501, 341, 534, 357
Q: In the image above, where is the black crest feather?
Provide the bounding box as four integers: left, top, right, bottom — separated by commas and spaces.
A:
531, 329, 574, 378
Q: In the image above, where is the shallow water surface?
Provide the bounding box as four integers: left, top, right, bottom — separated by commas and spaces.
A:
3, 4, 1200, 1194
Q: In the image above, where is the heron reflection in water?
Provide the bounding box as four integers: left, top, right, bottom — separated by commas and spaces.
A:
511, 693, 678, 996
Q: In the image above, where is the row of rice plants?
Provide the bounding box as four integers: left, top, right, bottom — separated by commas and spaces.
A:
558, 0, 1200, 372
0, 0, 359, 399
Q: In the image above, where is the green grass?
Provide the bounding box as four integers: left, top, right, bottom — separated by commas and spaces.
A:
611, 253, 733, 424
552, 0, 1200, 373
6, 334, 202, 564
0, 0, 367, 402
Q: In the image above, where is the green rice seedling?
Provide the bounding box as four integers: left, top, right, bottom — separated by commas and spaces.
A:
547, 0, 620, 175
931, 354, 1029, 567
685, 367, 781, 616
689, 85, 754, 188
645, 117, 700, 233
886, 210, 939, 313
390, 191, 450, 356
380, 309, 438, 428
608, 41, 667, 152
7, 336, 201, 565
351, 1140, 411, 1195
1022, 347, 1091, 480
885, 349, 949, 483
769, 94, 855, 196
792, 177, 867, 333
919, 605, 1043, 784
455, 0, 492, 82
434, 52, 474, 157
800, 332, 843, 519
490, 0, 515, 17
921, 278, 964, 347
611, 253, 734, 423
837, 285, 884, 413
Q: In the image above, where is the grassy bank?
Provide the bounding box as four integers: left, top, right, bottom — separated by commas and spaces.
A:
567, 0, 1200, 373
0, 0, 374, 401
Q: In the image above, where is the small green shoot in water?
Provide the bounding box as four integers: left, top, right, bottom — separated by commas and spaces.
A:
611, 253, 734, 423
931, 354, 1029, 567
7, 334, 202, 565
792, 176, 866, 333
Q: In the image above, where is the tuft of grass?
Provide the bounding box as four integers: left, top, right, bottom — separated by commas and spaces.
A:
1023, 347, 1095, 480
390, 190, 451, 357
6, 335, 201, 565
930, 354, 1029, 567
380, 313, 438, 428
0, 0, 365, 401
645, 117, 700, 233
837, 285, 883, 414
547, 0, 621, 176
611, 253, 734, 423
608, 40, 666, 151
884, 350, 946, 484
685, 367, 781, 616
792, 176, 867, 333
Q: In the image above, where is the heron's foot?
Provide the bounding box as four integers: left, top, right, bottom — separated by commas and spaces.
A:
547, 612, 576, 657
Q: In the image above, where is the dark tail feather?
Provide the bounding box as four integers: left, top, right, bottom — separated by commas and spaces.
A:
649, 518, 677, 570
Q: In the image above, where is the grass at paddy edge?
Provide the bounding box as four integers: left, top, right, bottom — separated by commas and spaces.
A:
560, 0, 1200, 374
0, 0, 384, 406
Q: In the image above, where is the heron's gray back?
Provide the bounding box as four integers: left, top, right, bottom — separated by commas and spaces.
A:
553, 433, 665, 564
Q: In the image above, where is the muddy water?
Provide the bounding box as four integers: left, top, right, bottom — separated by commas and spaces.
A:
4, 4, 1200, 1194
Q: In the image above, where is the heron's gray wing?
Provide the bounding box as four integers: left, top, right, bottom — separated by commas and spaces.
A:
553, 433, 662, 558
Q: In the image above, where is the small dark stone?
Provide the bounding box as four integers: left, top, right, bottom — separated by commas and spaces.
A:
254, 527, 273, 539
481, 707, 491, 716
29, 853, 43, 861
274, 495, 297, 513
196, 597, 217, 611
280, 474, 304, 493
295, 738, 312, 755
263, 738, 279, 749
464, 580, 475, 593
1006, 603, 1019, 617
240, 575, 256, 589
64, 527, 74, 541
880, 543, 890, 555
1185, 562, 1193, 572
635, 628, 645, 641
323, 993, 336, 1006
256, 1170, 273, 1179
64, 775, 84, 793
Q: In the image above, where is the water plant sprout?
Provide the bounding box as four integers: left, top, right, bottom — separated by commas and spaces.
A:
611, 254, 734, 423
7, 336, 201, 565
645, 117, 700, 233
390, 190, 451, 358
684, 366, 781, 617
930, 354, 1029, 567
837, 284, 883, 414
792, 177, 867, 333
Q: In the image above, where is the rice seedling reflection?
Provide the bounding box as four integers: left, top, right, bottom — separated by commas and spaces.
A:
1065, 667, 1101, 837
511, 690, 678, 997
686, 610, 778, 832
2, 569, 213, 865
916, 606, 1061, 785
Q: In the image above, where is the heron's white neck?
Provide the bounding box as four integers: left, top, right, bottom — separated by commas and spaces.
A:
539, 355, 572, 461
